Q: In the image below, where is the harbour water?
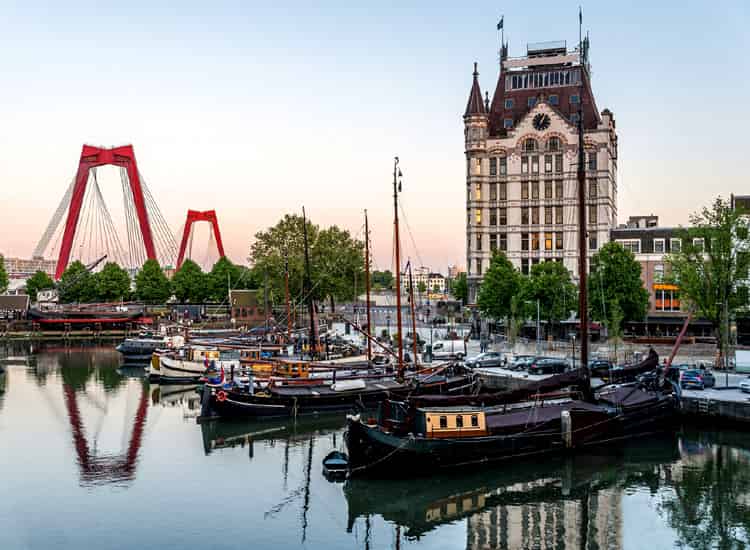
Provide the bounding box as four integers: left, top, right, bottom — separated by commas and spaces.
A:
1, 345, 749, 549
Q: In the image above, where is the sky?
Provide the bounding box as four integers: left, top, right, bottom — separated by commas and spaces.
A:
0, 0, 747, 273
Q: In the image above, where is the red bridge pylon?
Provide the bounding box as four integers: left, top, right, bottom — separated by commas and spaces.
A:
176, 209, 226, 269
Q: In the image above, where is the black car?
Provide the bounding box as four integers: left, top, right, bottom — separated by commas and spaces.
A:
510, 355, 536, 371
528, 358, 569, 375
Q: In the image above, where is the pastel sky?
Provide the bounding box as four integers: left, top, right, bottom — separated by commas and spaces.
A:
0, 0, 747, 273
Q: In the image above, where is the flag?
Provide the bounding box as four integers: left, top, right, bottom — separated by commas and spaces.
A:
497, 16, 503, 30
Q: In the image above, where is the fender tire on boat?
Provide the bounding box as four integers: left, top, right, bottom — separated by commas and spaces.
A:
216, 390, 227, 402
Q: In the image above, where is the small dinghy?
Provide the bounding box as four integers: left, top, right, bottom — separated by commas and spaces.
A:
322, 450, 349, 481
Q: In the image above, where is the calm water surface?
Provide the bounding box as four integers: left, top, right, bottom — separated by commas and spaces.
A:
1, 344, 749, 549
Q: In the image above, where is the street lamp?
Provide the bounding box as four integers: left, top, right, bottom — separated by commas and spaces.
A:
526, 299, 541, 354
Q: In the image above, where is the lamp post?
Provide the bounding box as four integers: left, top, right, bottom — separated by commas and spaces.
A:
526, 299, 541, 354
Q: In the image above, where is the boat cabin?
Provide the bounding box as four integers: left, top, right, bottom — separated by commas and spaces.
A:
273, 359, 311, 378
417, 408, 488, 439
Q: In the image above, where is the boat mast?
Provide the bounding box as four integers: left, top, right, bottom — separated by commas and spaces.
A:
302, 207, 318, 358
285, 253, 292, 343
407, 260, 419, 368
364, 209, 373, 363
392, 157, 404, 379
577, 12, 590, 391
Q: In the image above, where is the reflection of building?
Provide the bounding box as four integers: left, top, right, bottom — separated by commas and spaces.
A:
464, 37, 618, 302
466, 486, 622, 549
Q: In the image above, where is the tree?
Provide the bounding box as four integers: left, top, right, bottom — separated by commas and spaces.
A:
25, 270, 55, 301
372, 270, 394, 290
0, 255, 8, 294
451, 272, 468, 305
477, 252, 522, 320
431, 284, 441, 294
589, 241, 649, 330
207, 257, 241, 302
312, 225, 364, 309
135, 259, 172, 304
666, 196, 750, 359
58, 261, 96, 303
171, 259, 207, 302
94, 262, 131, 301
520, 260, 577, 336
417, 281, 427, 295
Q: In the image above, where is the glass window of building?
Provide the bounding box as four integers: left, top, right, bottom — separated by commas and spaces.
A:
570, 94, 580, 104
654, 263, 664, 282
588, 180, 597, 198
544, 207, 552, 224
556, 232, 564, 250
475, 208, 482, 225
693, 238, 704, 252
504, 98, 513, 109
589, 235, 597, 250
475, 259, 482, 275
547, 137, 561, 152
532, 156, 539, 174
532, 181, 539, 200
475, 183, 481, 200
524, 138, 538, 152
555, 205, 563, 224
549, 94, 559, 105
588, 204, 597, 224
555, 154, 563, 173
545, 232, 553, 250
521, 207, 529, 225
654, 239, 665, 254
532, 207, 539, 225
545, 181, 553, 199
490, 184, 497, 201
504, 118, 513, 129
489, 234, 497, 251
521, 233, 529, 251
521, 258, 529, 275
555, 180, 563, 198
499, 208, 507, 225
499, 182, 507, 200
476, 234, 482, 251
521, 157, 529, 174
670, 238, 681, 253
528, 97, 537, 108
489, 157, 497, 176
521, 181, 529, 199
499, 157, 507, 175
532, 233, 540, 250
499, 233, 507, 251
587, 151, 597, 171
489, 209, 497, 226
544, 155, 553, 173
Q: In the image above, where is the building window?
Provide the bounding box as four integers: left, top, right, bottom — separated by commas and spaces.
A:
499, 208, 507, 225
588, 204, 597, 224
476, 259, 482, 275
490, 184, 497, 201
499, 182, 507, 200
587, 151, 597, 171
521, 157, 529, 174
456, 415, 464, 428
439, 416, 448, 428
570, 94, 580, 104
474, 158, 481, 175
521, 258, 529, 275
504, 98, 514, 109
522, 233, 529, 251
499, 157, 507, 175
475, 208, 482, 225
549, 94, 559, 105
570, 113, 580, 124
532, 181, 539, 200
532, 207, 540, 225
528, 97, 537, 108
547, 137, 561, 152
555, 180, 563, 198
489, 234, 497, 251
556, 232, 564, 250
544, 181, 553, 199
589, 235, 597, 250
654, 239, 665, 254
545, 232, 553, 251
521, 207, 529, 225
476, 234, 482, 251
489, 209, 497, 226
523, 139, 538, 153
618, 239, 641, 254
532, 233, 540, 250
521, 181, 529, 200
504, 118, 513, 129
489, 157, 497, 176
470, 414, 479, 427
555, 205, 563, 224
655, 288, 681, 312
654, 264, 664, 282
670, 238, 681, 253
693, 238, 704, 252
475, 183, 481, 200
555, 154, 563, 173
588, 180, 597, 199
544, 155, 553, 173
532, 156, 539, 174
499, 233, 507, 251
544, 207, 552, 225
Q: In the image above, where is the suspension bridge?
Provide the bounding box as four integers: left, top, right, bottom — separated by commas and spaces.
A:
33, 144, 226, 278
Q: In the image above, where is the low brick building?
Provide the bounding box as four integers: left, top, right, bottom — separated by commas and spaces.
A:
229, 290, 266, 327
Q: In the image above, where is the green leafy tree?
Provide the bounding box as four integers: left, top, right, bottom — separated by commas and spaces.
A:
94, 262, 131, 301
608, 299, 625, 362
431, 284, 441, 294
25, 270, 55, 301
312, 225, 364, 310
589, 241, 649, 330
451, 272, 468, 305
0, 255, 8, 294
172, 259, 207, 302
477, 252, 521, 320
520, 260, 577, 336
417, 281, 427, 295
372, 270, 394, 290
207, 257, 242, 302
58, 261, 96, 303
666, 196, 750, 358
135, 259, 172, 304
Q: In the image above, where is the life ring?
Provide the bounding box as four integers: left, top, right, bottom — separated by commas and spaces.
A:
216, 390, 227, 402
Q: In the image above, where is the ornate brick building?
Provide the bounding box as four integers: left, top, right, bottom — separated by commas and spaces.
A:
463, 39, 618, 303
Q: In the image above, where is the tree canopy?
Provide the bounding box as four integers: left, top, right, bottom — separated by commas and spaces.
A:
451, 272, 468, 305
58, 261, 96, 303
0, 255, 8, 294
25, 270, 55, 301
521, 260, 577, 331
477, 252, 521, 320
94, 262, 131, 301
206, 257, 241, 302
372, 270, 394, 290
171, 259, 207, 302
589, 241, 649, 329
135, 259, 172, 304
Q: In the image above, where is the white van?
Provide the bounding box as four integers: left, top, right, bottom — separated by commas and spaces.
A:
431, 340, 466, 360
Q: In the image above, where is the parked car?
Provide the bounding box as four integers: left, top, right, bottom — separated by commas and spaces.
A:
431, 340, 466, 360
739, 378, 750, 393
698, 368, 716, 388
528, 358, 568, 375
680, 369, 707, 390
465, 351, 504, 369
510, 355, 536, 371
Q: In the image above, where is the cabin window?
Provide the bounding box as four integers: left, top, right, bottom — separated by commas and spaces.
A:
471, 415, 479, 427
456, 415, 464, 428
439, 416, 448, 429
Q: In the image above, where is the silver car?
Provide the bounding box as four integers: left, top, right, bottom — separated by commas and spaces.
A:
465, 352, 504, 369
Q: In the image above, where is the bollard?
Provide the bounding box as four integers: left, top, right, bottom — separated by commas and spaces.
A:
561, 410, 573, 449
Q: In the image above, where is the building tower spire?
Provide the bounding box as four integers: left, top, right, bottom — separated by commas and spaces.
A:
464, 62, 486, 117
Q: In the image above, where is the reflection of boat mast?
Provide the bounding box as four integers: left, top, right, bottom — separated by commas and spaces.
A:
301, 435, 314, 543
283, 438, 290, 490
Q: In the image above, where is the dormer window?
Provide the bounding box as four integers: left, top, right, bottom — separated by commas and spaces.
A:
504, 118, 513, 129
570, 113, 580, 124
546, 137, 561, 152
528, 97, 537, 108
549, 94, 559, 105
570, 94, 580, 104
523, 138, 538, 153
504, 98, 514, 109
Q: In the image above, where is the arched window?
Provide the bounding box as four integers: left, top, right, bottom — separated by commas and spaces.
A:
546, 137, 561, 152
523, 138, 538, 152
